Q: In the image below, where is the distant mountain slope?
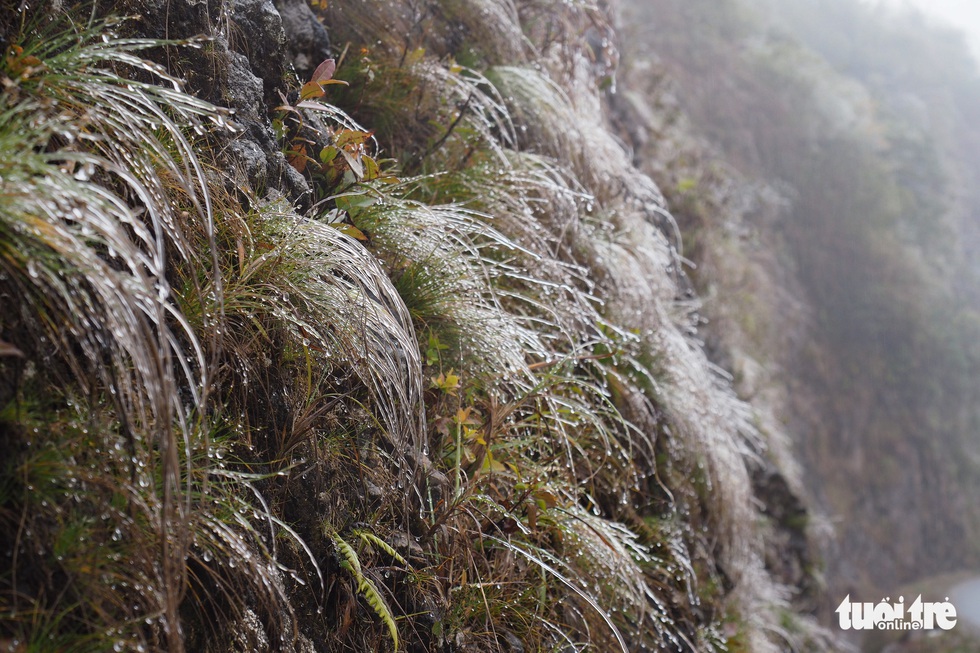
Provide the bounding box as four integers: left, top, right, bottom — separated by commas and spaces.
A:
620, 0, 980, 617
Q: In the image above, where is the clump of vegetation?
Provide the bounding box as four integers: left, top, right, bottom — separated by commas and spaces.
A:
0, 11, 300, 653
0, 0, 834, 651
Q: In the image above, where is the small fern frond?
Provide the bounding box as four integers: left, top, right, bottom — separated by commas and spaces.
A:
353, 529, 409, 567
332, 533, 400, 650
356, 573, 399, 650
333, 533, 363, 577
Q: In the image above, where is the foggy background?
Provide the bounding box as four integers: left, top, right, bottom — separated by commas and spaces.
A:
871, 0, 980, 62
620, 0, 980, 648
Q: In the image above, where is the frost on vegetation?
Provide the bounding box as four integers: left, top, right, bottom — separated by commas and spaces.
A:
252, 200, 426, 460
0, 0, 826, 651
489, 35, 763, 562
478, 10, 797, 651
0, 21, 230, 441
0, 18, 304, 652
322, 0, 527, 63
410, 60, 517, 167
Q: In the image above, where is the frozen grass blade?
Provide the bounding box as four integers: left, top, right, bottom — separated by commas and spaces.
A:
486, 535, 630, 653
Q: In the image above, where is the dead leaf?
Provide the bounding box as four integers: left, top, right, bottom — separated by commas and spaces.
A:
0, 339, 24, 358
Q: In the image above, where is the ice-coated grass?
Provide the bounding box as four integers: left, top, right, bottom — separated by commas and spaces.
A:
0, 0, 828, 651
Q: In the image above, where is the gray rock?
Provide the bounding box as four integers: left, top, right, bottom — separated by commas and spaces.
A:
390, 532, 425, 560
230, 0, 287, 99
276, 0, 332, 79
229, 608, 270, 652
224, 50, 265, 125
294, 634, 318, 653
268, 150, 312, 204
225, 137, 268, 191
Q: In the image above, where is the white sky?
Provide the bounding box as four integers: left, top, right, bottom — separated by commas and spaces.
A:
870, 0, 980, 63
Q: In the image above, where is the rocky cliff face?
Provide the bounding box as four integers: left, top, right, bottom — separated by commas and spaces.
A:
0, 0, 836, 650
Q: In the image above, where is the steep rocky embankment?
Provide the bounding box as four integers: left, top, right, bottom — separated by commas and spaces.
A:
0, 0, 835, 650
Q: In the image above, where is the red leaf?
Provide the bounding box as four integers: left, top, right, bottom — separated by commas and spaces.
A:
310, 58, 336, 84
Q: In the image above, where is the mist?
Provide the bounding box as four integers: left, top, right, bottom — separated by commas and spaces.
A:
868, 0, 980, 64
620, 0, 980, 648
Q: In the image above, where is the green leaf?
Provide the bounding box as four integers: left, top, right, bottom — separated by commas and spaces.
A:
334, 193, 376, 213
272, 118, 286, 142
677, 177, 697, 193
319, 145, 339, 166
362, 155, 380, 180
405, 47, 426, 67
338, 147, 364, 178
432, 370, 461, 394
332, 534, 399, 650
354, 530, 408, 566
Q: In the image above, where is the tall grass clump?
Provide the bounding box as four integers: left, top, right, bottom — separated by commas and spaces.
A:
0, 15, 213, 651
0, 11, 304, 652
268, 24, 691, 646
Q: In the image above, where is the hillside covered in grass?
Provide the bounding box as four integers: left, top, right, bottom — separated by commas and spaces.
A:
0, 0, 845, 651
